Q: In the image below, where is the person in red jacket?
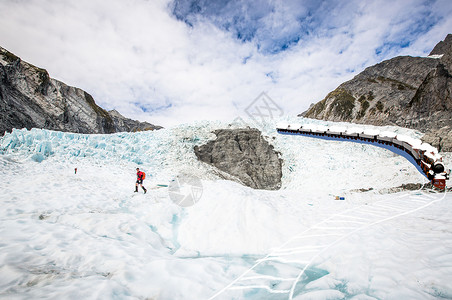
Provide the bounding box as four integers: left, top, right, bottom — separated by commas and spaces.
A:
135, 168, 147, 194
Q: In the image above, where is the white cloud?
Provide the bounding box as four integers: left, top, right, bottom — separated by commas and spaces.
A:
0, 0, 451, 127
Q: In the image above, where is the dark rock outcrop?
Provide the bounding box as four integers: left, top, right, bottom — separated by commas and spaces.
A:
108, 110, 162, 132
302, 56, 440, 126
301, 34, 452, 151
0, 46, 161, 134
194, 128, 282, 190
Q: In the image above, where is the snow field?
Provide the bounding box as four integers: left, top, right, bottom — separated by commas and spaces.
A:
1, 118, 452, 299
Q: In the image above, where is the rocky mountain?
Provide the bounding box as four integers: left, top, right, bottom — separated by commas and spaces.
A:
301, 34, 452, 151
108, 109, 162, 132
0, 46, 161, 134
194, 128, 282, 190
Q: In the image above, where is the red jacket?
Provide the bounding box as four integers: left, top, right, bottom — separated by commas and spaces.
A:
137, 171, 145, 180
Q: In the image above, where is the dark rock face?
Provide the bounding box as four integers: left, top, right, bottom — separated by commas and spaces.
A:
421, 126, 452, 152
108, 110, 163, 132
430, 34, 452, 66
302, 34, 452, 151
302, 56, 440, 126
194, 128, 282, 190
0, 46, 161, 134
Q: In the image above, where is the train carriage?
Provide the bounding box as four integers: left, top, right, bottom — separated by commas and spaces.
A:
276, 122, 450, 189
327, 126, 346, 137
377, 131, 396, 144
360, 129, 379, 141
313, 125, 328, 135
344, 127, 362, 138
301, 123, 317, 133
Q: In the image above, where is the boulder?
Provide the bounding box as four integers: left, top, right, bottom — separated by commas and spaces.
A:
194, 128, 282, 190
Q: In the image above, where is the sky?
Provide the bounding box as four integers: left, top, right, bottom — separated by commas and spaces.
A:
0, 0, 451, 127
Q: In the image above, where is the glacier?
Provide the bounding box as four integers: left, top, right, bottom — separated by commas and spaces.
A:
1, 118, 452, 299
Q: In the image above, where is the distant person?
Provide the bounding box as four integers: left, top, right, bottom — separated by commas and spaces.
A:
135, 168, 147, 194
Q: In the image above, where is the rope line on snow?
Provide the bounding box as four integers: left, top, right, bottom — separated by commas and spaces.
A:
288, 187, 448, 299
209, 183, 447, 300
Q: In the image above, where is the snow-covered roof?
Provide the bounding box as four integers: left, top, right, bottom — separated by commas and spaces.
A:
315, 125, 328, 132
288, 123, 301, 130
427, 54, 444, 59
302, 123, 317, 130
328, 126, 346, 133
345, 127, 364, 134
379, 131, 397, 138
420, 142, 438, 154
363, 129, 380, 136
276, 122, 289, 129
395, 135, 422, 147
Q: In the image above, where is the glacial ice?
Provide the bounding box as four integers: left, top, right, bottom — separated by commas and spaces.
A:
1, 118, 451, 299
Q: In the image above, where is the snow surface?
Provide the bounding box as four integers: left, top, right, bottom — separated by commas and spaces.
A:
1, 118, 452, 299
427, 54, 444, 59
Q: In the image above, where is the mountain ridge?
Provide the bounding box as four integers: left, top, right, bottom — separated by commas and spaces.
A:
301, 34, 452, 151
0, 46, 162, 134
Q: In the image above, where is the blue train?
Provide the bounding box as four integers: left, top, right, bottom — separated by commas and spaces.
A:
277, 122, 450, 189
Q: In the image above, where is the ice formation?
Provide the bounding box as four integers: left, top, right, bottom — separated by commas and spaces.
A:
1, 118, 451, 299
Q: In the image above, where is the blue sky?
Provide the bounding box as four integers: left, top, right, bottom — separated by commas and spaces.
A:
0, 0, 451, 127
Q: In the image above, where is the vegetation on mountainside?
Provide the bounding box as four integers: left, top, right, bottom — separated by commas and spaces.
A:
329, 89, 356, 119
